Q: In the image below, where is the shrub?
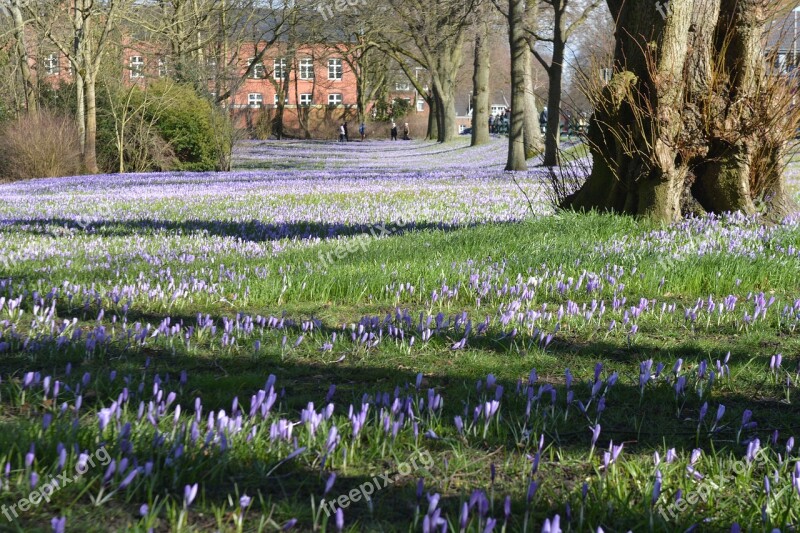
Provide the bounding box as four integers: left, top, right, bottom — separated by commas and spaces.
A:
0, 110, 82, 181
144, 81, 230, 172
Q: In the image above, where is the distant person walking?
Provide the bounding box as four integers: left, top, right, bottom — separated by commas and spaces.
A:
359, 122, 366, 141
539, 106, 548, 134
402, 123, 410, 140
390, 122, 398, 141
343, 122, 349, 142
339, 124, 346, 142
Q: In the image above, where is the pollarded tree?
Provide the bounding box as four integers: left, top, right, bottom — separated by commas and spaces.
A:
564, 0, 800, 222
380, 0, 479, 142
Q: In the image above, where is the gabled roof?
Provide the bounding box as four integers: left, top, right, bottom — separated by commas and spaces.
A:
766, 5, 800, 52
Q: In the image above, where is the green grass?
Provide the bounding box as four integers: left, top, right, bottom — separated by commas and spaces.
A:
1, 185, 800, 530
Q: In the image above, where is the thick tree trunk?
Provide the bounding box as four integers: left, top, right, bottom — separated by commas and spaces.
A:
523, 47, 543, 158
506, 0, 528, 171
471, 27, 491, 147
426, 97, 439, 140
564, 0, 797, 221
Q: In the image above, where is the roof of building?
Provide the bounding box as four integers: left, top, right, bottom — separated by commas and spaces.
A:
767, 5, 800, 52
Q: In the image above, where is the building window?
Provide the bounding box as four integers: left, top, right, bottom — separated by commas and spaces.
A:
299, 93, 313, 106
417, 99, 425, 112
395, 81, 411, 91
158, 58, 168, 78
248, 58, 265, 78
247, 93, 263, 108
205, 58, 217, 80
328, 58, 342, 80
44, 53, 59, 76
299, 58, 314, 80
274, 94, 288, 106
778, 53, 788, 73
328, 93, 342, 106
129, 56, 144, 79
274, 58, 288, 79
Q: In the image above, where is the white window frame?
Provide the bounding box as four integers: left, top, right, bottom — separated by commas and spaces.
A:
248, 57, 266, 79
778, 53, 788, 73
158, 58, 168, 78
328, 58, 343, 80
129, 56, 144, 79
247, 93, 263, 108
395, 81, 411, 91
44, 53, 59, 76
274, 94, 289, 106
299, 58, 314, 80
299, 93, 313, 106
274, 58, 288, 79
417, 99, 425, 112
328, 93, 343, 106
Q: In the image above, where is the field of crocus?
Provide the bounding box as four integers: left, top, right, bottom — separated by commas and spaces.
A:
1, 137, 800, 532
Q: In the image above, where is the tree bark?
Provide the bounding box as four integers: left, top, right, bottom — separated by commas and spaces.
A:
83, 74, 100, 174
506, 0, 528, 171
523, 46, 543, 157
471, 26, 491, 146
9, 1, 37, 115
564, 0, 797, 221
541, 6, 565, 167
426, 97, 439, 140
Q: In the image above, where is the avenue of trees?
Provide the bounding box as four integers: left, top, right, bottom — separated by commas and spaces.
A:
1, 0, 798, 222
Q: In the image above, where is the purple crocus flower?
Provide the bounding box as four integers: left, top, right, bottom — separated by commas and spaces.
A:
746, 439, 761, 463
590, 424, 601, 448
282, 518, 298, 530
527, 480, 538, 503
541, 514, 561, 533
335, 508, 344, 531
315, 472, 334, 499
51, 517, 66, 533
119, 469, 138, 489
652, 474, 662, 505
184, 483, 198, 507
25, 445, 35, 468
459, 501, 469, 530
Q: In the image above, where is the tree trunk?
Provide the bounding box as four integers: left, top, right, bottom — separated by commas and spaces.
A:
564, 0, 797, 221
471, 27, 491, 147
9, 2, 37, 115
506, 0, 527, 171
523, 46, 543, 157
542, 42, 564, 166
84, 75, 100, 174
426, 97, 439, 140
75, 71, 86, 163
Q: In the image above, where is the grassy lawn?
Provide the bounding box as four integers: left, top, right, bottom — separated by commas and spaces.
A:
0, 138, 799, 532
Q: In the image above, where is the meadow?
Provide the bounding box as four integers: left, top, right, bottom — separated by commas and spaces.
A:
1, 137, 800, 532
